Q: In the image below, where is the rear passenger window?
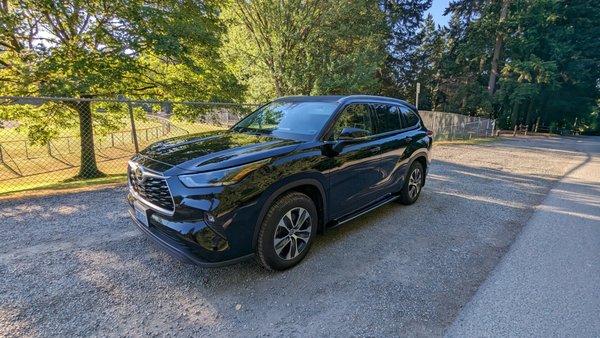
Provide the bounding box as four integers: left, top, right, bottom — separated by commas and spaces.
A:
401, 106, 420, 127
373, 104, 402, 133
331, 104, 374, 140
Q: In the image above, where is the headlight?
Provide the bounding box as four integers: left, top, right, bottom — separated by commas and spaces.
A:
178, 159, 270, 188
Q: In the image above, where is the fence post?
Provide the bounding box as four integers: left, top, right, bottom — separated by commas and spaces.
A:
127, 100, 140, 153
524, 125, 529, 136
47, 141, 52, 157
0, 144, 3, 164
166, 101, 172, 134
513, 125, 518, 136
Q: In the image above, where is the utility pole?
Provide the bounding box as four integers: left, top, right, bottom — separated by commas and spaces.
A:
415, 82, 421, 109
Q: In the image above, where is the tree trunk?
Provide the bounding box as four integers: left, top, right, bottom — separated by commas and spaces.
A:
511, 100, 521, 127
487, 0, 511, 95
273, 76, 283, 97
76, 100, 103, 178
525, 99, 535, 127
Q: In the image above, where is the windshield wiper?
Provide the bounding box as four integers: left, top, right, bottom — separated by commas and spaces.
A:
233, 127, 272, 136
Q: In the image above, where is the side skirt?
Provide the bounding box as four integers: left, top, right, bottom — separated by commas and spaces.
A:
325, 194, 398, 231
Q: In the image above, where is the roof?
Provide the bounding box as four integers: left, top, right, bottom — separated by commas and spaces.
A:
274, 95, 414, 108
274, 95, 344, 102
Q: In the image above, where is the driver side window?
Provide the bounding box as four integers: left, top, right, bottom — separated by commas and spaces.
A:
331, 104, 374, 140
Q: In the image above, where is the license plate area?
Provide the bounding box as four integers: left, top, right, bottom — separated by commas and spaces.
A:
133, 201, 149, 227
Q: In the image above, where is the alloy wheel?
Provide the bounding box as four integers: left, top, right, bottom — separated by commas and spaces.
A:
408, 168, 422, 200
273, 207, 312, 260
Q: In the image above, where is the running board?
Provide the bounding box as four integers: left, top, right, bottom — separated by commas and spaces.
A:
327, 194, 398, 230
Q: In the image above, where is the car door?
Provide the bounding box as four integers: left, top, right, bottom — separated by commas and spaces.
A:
370, 103, 409, 195
389, 105, 424, 189
326, 103, 384, 219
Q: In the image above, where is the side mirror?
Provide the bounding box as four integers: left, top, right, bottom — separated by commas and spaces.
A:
323, 127, 370, 156
338, 127, 370, 140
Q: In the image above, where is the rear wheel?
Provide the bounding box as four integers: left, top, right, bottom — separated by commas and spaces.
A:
256, 192, 317, 270
398, 161, 424, 205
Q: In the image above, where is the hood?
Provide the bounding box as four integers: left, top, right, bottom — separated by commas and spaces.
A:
139, 130, 302, 172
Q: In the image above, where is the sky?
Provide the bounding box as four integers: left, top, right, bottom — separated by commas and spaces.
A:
427, 0, 452, 27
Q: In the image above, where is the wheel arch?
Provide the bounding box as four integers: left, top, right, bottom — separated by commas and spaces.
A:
409, 151, 429, 186
252, 177, 327, 249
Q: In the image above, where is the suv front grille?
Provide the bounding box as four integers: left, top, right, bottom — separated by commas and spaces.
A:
128, 164, 174, 213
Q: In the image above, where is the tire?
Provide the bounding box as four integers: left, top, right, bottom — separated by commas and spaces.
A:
398, 161, 424, 205
256, 192, 318, 271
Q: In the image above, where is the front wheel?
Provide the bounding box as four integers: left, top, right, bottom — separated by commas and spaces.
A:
256, 192, 318, 270
398, 161, 424, 205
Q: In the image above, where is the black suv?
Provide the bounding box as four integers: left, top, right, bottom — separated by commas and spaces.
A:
127, 95, 432, 270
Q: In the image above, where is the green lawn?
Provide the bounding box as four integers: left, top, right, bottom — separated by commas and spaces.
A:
0, 116, 225, 196
0, 174, 127, 197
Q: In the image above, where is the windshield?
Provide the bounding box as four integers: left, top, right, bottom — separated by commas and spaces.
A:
232, 101, 338, 140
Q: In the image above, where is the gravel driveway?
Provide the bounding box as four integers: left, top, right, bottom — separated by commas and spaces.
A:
0, 136, 591, 337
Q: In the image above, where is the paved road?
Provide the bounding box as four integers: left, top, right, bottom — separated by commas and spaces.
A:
0, 136, 597, 336
447, 137, 600, 337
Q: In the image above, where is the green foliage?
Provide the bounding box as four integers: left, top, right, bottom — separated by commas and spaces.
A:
379, 0, 432, 98
1, 0, 599, 138
412, 0, 600, 130
0, 0, 241, 177
0, 0, 240, 133
220, 0, 388, 102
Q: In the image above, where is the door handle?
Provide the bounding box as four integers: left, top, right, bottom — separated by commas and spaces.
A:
369, 146, 381, 153
404, 137, 413, 143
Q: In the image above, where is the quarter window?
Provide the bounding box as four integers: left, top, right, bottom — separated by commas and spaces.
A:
373, 104, 402, 133
401, 106, 420, 127
331, 104, 374, 140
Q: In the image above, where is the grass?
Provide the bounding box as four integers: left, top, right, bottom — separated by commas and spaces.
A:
0, 116, 224, 197
0, 101, 241, 197
0, 173, 127, 197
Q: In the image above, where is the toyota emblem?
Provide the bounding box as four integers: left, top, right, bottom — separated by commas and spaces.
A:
134, 167, 145, 183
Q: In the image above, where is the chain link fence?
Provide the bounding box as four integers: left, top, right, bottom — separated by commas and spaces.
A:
0, 96, 257, 194
0, 97, 495, 195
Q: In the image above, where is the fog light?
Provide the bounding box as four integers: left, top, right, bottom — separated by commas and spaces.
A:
194, 227, 229, 251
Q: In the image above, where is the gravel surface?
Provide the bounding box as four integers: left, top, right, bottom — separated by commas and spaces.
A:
0, 136, 591, 337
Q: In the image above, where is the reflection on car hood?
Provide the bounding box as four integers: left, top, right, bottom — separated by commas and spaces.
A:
139, 130, 302, 172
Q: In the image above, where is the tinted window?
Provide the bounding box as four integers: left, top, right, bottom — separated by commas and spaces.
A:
373, 104, 402, 133
401, 106, 420, 127
331, 104, 374, 140
233, 101, 338, 140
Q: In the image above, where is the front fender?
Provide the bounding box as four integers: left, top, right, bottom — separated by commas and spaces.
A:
251, 172, 328, 249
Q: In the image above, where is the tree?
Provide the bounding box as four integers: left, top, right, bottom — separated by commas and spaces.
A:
220, 0, 388, 102
411, 14, 445, 110
0, 0, 231, 178
497, 0, 600, 128
379, 0, 432, 99
487, 0, 511, 95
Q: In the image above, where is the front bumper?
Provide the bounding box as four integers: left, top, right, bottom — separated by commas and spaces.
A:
127, 194, 254, 267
